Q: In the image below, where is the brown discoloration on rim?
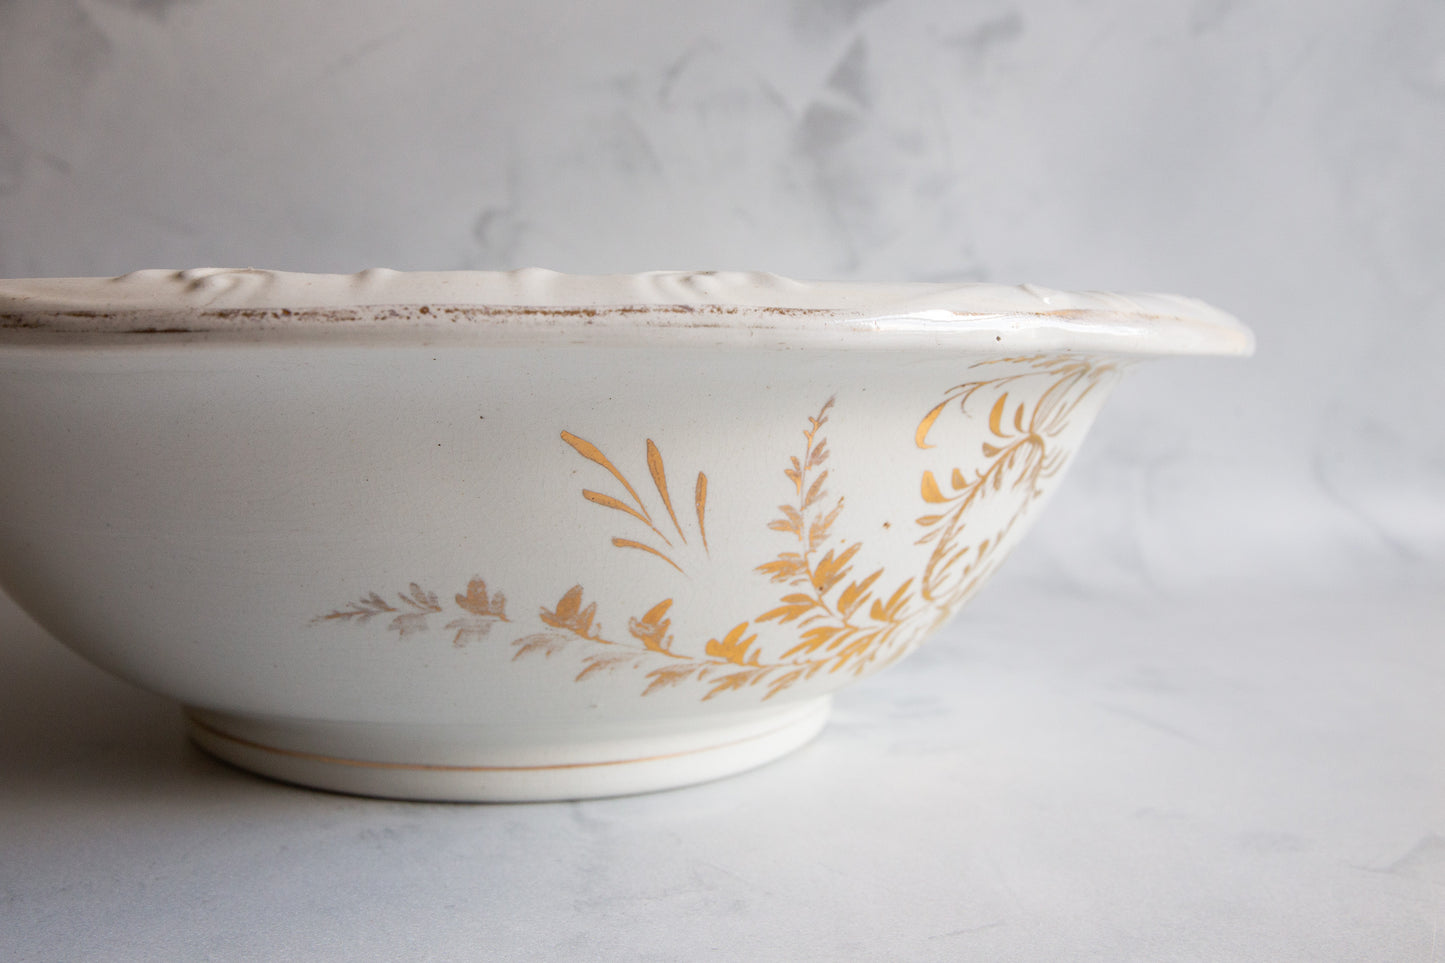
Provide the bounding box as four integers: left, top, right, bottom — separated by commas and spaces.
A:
0, 301, 1249, 361
0, 301, 1223, 328
0, 302, 852, 337
0, 270, 1250, 356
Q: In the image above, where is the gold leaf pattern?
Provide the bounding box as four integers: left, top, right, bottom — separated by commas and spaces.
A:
315, 356, 1119, 700
455, 578, 507, 619
628, 599, 678, 656
695, 473, 710, 554
315, 577, 507, 646
539, 584, 599, 639
910, 355, 1120, 627
704, 624, 762, 666
560, 432, 711, 573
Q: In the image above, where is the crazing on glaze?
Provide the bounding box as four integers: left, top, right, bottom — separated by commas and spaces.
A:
316, 354, 1120, 700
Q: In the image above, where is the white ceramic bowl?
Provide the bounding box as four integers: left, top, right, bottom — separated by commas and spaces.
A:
0, 269, 1251, 801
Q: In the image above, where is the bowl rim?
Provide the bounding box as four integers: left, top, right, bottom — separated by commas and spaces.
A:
0, 267, 1253, 356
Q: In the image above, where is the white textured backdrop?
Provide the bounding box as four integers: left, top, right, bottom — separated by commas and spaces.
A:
1, 2, 1441, 960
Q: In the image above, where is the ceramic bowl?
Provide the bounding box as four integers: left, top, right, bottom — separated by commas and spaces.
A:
0, 269, 1251, 801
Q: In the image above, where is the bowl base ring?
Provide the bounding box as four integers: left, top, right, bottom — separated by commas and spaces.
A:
184, 698, 831, 802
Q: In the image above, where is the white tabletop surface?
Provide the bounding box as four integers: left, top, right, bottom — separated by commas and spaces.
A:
3, 574, 1440, 962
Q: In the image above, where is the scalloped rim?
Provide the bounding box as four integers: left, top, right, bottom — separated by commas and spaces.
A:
0, 268, 1253, 356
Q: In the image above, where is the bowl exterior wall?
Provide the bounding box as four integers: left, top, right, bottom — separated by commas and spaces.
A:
0, 344, 1122, 737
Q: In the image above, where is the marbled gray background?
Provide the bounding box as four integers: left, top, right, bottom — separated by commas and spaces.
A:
1, 2, 1441, 959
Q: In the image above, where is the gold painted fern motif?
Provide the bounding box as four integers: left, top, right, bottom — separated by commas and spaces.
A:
314, 355, 1119, 701
314, 578, 509, 647
507, 397, 918, 700
560, 431, 708, 575
912, 355, 1121, 626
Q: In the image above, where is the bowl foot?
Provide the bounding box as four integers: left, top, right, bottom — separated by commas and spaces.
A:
184, 698, 831, 802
